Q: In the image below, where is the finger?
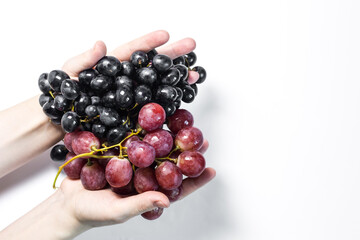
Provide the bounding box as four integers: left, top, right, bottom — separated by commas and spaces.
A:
179, 167, 216, 200
109, 30, 170, 61
62, 41, 107, 77
157, 37, 196, 59
114, 191, 170, 222
188, 70, 200, 84
199, 139, 209, 154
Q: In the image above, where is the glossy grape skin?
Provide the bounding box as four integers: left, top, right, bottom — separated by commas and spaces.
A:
48, 70, 70, 92
177, 151, 206, 177
79, 69, 98, 89
63, 152, 87, 179
175, 87, 183, 100
61, 111, 80, 133
175, 127, 203, 151
122, 135, 140, 153
39, 94, 52, 107
111, 178, 136, 196
74, 93, 91, 116
173, 64, 188, 82
190, 83, 198, 96
105, 157, 133, 188
98, 148, 119, 168
141, 207, 163, 220
81, 122, 92, 132
54, 94, 72, 111
50, 144, 69, 161
134, 85, 152, 105
81, 161, 107, 190
127, 141, 156, 168
99, 107, 121, 127
167, 109, 194, 134
136, 68, 158, 86
138, 103, 166, 132
90, 74, 113, 93
115, 86, 134, 109
134, 167, 159, 193
160, 185, 183, 202
130, 50, 149, 68
96, 56, 122, 77
101, 91, 117, 108
120, 61, 135, 77
63, 131, 80, 152
38, 73, 51, 94
192, 66, 206, 84
72, 131, 100, 155
91, 96, 101, 105
106, 126, 127, 145
115, 75, 134, 89
155, 85, 178, 104
84, 105, 98, 118
160, 68, 181, 86
61, 79, 80, 100
147, 49, 158, 61
162, 103, 177, 117
155, 161, 183, 190
184, 52, 197, 67
181, 85, 196, 103
143, 129, 173, 158
173, 56, 185, 65
152, 54, 173, 72
43, 100, 63, 119
92, 122, 107, 139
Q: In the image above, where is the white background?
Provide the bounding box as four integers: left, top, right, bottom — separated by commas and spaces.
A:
0, 0, 360, 239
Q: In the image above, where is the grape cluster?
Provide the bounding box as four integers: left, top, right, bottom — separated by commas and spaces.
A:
39, 49, 207, 220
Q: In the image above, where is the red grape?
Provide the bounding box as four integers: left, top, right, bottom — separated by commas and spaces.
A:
143, 129, 173, 157
134, 167, 159, 193
177, 151, 206, 177
80, 161, 107, 190
175, 127, 203, 151
141, 207, 163, 220
63, 152, 87, 179
160, 185, 183, 202
63, 131, 80, 152
167, 109, 194, 134
155, 161, 182, 190
138, 103, 166, 132
127, 141, 155, 168
105, 157, 133, 188
72, 131, 101, 155
122, 135, 140, 154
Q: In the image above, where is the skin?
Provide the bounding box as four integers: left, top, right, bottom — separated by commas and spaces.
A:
0, 30, 216, 240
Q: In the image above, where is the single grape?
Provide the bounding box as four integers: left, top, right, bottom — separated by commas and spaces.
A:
120, 61, 135, 77
48, 70, 70, 92
63, 152, 87, 179
91, 96, 101, 105
138, 103, 166, 132
161, 102, 177, 117
155, 161, 183, 190
141, 207, 163, 220
81, 161, 107, 190
167, 109, 194, 134
135, 68, 158, 86
184, 52, 197, 67
39, 94, 52, 107
43, 100, 63, 119
127, 141, 156, 168
54, 94, 72, 111
155, 85, 178, 104
101, 91, 117, 108
74, 93, 91, 116
50, 144, 69, 161
99, 107, 121, 127
192, 66, 206, 84
96, 56, 122, 77
134, 167, 159, 193
173, 64, 188, 82
173, 56, 185, 65
63, 131, 80, 152
130, 51, 149, 68
90, 74, 113, 93
105, 157, 133, 188
177, 151, 206, 177
160, 185, 183, 202
38, 73, 51, 94
122, 135, 140, 153
115, 86, 134, 109
61, 79, 80, 100
143, 129, 173, 158
115, 75, 134, 89
160, 68, 181, 86
134, 85, 152, 105
181, 85, 196, 103
152, 54, 173, 72
91, 122, 107, 139
147, 49, 158, 61
61, 111, 80, 133
85, 105, 98, 118
78, 68, 98, 89
72, 131, 100, 155
175, 127, 203, 151
106, 126, 127, 145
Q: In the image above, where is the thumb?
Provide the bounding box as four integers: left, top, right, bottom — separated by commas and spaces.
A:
114, 191, 170, 222
62, 41, 107, 77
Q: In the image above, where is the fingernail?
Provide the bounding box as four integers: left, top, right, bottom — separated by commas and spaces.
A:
93, 41, 99, 50
155, 200, 169, 208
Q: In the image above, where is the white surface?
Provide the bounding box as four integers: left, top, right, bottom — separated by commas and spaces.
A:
1, 0, 360, 239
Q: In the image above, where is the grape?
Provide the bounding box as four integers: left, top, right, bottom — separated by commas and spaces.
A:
63, 131, 80, 152
134, 85, 152, 105
130, 51, 149, 68
115, 75, 134, 89
78, 69, 98, 89
192, 66, 206, 84
138, 103, 166, 132
99, 107, 121, 127
155, 85, 178, 104
48, 70, 70, 92
115, 86, 134, 109
177, 151, 206, 177
101, 91, 117, 108
173, 56, 185, 65
111, 178, 136, 196
173, 64, 188, 82
141, 207, 163, 220
106, 126, 127, 145
160, 68, 181, 86
81, 161, 107, 190
143, 129, 173, 157
134, 167, 159, 193
38, 73, 51, 94
54, 95, 72, 111
190, 83, 198, 96
50, 144, 69, 161
63, 152, 87, 179
162, 102, 177, 117
122, 135, 140, 153
96, 56, 122, 77
155, 161, 182, 190
91, 96, 101, 105
91, 122, 107, 139
84, 105, 99, 118
39, 94, 52, 107
98, 148, 119, 168
184, 52, 197, 67
61, 111, 80, 133
43, 100, 63, 119
160, 185, 182, 202
181, 85, 196, 103
127, 141, 155, 168
152, 54, 173, 72
90, 74, 113, 93
146, 49, 158, 61
72, 131, 100, 155
120, 61, 135, 77
61, 79, 80, 100
105, 157, 133, 188
167, 109, 194, 134
136, 68, 158, 86
175, 127, 203, 151
74, 93, 91, 116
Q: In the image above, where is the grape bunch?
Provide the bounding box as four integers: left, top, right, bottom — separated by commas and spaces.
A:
39, 49, 207, 220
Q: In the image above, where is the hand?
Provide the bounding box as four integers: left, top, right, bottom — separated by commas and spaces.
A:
58, 30, 216, 228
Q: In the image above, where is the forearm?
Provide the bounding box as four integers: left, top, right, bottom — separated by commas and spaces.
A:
0, 95, 64, 178
0, 190, 89, 240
